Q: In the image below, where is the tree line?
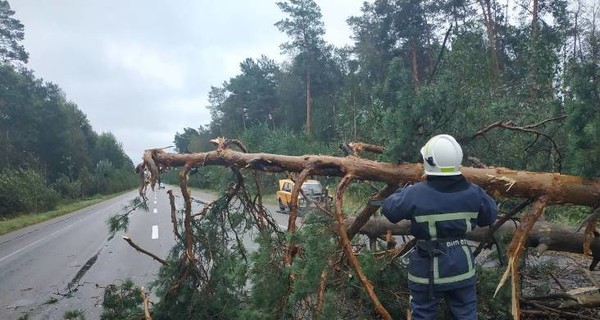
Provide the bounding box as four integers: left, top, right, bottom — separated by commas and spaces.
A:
174, 0, 600, 189
0, 0, 136, 216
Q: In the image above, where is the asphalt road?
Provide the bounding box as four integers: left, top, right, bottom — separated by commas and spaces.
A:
0, 187, 289, 320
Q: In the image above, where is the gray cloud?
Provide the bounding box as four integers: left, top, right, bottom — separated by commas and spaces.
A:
10, 0, 362, 162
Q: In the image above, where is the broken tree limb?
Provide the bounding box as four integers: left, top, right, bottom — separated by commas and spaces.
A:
496, 197, 549, 320
167, 190, 181, 240
334, 174, 392, 320
279, 168, 314, 313
346, 184, 398, 240
179, 165, 195, 263
341, 142, 385, 156
522, 286, 600, 309
473, 198, 535, 257
122, 235, 167, 265
140, 287, 153, 320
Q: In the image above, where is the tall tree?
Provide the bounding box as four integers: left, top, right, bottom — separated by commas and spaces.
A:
205, 57, 281, 138
476, 0, 501, 78
0, 0, 28, 65
93, 132, 132, 170
174, 126, 214, 153
563, 3, 600, 178
227, 56, 280, 130
275, 0, 327, 137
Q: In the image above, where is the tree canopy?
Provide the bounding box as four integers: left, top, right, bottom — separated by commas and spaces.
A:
194, 0, 599, 181
0, 1, 136, 215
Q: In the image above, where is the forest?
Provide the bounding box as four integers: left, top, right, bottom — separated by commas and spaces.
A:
0, 1, 137, 216
171, 0, 599, 187
2, 0, 600, 319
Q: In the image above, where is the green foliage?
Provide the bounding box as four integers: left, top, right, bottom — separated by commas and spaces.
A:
0, 169, 59, 215
241, 124, 336, 156
188, 0, 594, 182
276, 0, 325, 55
563, 57, 600, 177
288, 213, 337, 313
0, 38, 136, 216
103, 167, 513, 320
545, 205, 590, 227
45, 296, 58, 304
206, 57, 282, 138
476, 265, 511, 320
173, 127, 215, 153
52, 174, 82, 199
63, 309, 85, 320
107, 197, 148, 235
100, 279, 143, 320
147, 195, 256, 319
245, 231, 288, 318
0, 0, 28, 65
246, 210, 411, 319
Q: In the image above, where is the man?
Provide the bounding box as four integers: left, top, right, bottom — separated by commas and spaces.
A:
382, 134, 498, 320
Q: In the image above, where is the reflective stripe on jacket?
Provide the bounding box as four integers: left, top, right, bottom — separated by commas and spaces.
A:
381, 175, 498, 291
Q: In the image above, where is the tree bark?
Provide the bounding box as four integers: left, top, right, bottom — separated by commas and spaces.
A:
346, 216, 600, 269
411, 41, 420, 90
143, 144, 600, 207
477, 0, 500, 78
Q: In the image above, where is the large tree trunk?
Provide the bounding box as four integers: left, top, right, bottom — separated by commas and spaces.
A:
144, 142, 600, 207
477, 0, 500, 78
348, 217, 600, 269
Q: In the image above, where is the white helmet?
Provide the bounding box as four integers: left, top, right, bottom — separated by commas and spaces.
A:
420, 134, 463, 176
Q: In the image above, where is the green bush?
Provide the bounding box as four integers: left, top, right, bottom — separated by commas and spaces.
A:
101, 279, 143, 320
0, 169, 59, 215
52, 174, 82, 199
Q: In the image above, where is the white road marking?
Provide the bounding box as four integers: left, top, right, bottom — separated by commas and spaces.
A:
154, 201, 157, 204
151, 225, 159, 239
153, 208, 158, 214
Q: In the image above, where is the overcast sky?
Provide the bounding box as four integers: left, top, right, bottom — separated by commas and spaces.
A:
10, 0, 364, 163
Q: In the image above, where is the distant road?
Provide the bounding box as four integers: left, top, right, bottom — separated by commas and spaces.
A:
0, 187, 289, 320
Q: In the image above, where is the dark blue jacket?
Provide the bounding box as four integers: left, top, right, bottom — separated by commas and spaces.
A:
382, 175, 498, 291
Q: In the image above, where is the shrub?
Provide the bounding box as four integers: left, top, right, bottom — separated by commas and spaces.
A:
0, 169, 59, 215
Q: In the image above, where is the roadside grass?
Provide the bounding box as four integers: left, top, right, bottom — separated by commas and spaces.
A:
0, 191, 132, 236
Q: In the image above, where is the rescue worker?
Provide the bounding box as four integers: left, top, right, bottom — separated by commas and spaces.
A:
382, 134, 498, 320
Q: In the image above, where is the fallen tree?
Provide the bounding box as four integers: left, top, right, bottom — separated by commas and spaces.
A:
347, 217, 600, 270
130, 138, 600, 320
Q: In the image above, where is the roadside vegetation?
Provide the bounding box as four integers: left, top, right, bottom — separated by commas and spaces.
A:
0, 1, 137, 223
0, 191, 131, 236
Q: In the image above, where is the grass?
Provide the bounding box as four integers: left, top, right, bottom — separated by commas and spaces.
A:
0, 192, 130, 236
45, 296, 59, 304
63, 309, 85, 320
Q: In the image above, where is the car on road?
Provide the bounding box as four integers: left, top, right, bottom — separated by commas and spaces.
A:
276, 179, 328, 211
158, 182, 165, 189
